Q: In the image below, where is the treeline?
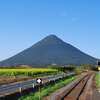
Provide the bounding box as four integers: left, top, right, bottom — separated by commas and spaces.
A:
48, 64, 99, 74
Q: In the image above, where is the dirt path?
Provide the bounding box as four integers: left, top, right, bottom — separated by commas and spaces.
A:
92, 73, 100, 100
92, 89, 100, 100
0, 77, 33, 85
79, 74, 94, 100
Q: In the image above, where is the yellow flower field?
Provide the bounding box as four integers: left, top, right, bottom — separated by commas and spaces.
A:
0, 68, 58, 77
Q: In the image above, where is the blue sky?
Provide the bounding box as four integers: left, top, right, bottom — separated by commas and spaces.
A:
0, 0, 100, 61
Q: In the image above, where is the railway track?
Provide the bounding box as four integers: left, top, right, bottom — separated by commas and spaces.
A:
61, 73, 92, 100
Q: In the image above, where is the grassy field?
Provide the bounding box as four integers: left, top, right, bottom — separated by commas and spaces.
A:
0, 68, 58, 77
19, 75, 76, 100
95, 72, 100, 88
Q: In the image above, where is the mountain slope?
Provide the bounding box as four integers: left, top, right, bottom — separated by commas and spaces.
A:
0, 35, 97, 66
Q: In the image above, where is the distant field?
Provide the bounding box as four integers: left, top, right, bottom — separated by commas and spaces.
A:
0, 68, 58, 77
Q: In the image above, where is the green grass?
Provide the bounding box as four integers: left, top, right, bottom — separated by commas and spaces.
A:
0, 68, 58, 77
19, 76, 76, 100
95, 72, 100, 88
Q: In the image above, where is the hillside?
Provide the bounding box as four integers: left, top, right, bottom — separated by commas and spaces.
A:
0, 35, 97, 66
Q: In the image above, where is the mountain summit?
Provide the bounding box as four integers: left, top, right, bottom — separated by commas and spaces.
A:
0, 35, 97, 66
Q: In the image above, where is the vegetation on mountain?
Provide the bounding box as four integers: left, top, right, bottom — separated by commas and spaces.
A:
0, 35, 97, 67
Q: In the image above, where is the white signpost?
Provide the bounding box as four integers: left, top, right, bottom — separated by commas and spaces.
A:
36, 79, 42, 84
36, 78, 42, 100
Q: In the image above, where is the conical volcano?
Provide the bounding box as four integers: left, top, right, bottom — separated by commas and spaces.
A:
0, 35, 97, 66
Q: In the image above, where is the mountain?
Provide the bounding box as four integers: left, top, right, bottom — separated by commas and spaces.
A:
0, 35, 97, 67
